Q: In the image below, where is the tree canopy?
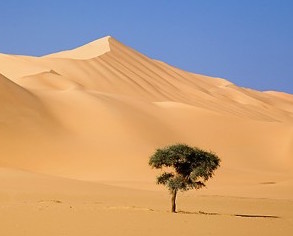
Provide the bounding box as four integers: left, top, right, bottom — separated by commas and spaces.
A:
149, 143, 221, 212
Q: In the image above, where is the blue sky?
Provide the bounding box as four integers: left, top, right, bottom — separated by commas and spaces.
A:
0, 0, 292, 94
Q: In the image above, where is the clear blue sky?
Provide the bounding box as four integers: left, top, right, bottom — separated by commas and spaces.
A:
1, 0, 292, 94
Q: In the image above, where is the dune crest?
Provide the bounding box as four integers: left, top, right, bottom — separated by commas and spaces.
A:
45, 36, 111, 59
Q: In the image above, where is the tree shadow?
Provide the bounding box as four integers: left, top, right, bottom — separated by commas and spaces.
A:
177, 210, 219, 215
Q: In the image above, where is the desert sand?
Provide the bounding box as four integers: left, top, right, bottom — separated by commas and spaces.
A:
0, 36, 292, 235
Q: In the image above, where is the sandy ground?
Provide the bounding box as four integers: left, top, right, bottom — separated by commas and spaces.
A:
0, 168, 292, 236
0, 36, 293, 235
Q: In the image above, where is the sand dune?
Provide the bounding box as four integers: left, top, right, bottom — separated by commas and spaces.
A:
0, 36, 292, 235
0, 36, 292, 180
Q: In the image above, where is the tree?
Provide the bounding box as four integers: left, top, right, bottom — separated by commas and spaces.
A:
149, 144, 221, 213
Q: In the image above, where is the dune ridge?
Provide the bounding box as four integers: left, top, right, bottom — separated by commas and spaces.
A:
45, 36, 111, 59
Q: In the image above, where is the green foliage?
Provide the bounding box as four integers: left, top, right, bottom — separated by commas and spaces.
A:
149, 144, 221, 192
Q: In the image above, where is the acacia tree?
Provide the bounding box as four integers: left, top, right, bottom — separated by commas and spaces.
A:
149, 144, 220, 213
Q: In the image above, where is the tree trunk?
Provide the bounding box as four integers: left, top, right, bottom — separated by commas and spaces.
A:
171, 189, 177, 213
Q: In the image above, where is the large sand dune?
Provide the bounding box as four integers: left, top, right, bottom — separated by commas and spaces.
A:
0, 36, 292, 235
